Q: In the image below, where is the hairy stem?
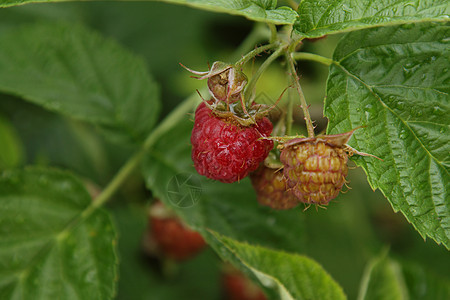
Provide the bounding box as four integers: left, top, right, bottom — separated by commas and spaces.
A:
244, 45, 286, 103
286, 89, 294, 136
292, 52, 333, 66
90, 94, 198, 210
287, 0, 299, 10
231, 23, 270, 62
235, 42, 279, 68
268, 23, 278, 43
286, 53, 315, 137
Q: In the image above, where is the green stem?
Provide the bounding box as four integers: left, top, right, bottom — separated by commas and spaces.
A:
230, 23, 269, 62
287, 0, 299, 9
288, 35, 304, 53
286, 53, 315, 137
89, 94, 198, 212
235, 42, 279, 67
244, 45, 286, 103
268, 23, 277, 43
292, 52, 333, 66
60, 94, 197, 235
286, 89, 294, 136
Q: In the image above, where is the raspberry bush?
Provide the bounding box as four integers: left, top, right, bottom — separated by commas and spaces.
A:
0, 1, 448, 300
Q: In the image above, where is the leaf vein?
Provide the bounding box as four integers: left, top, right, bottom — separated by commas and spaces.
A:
335, 63, 446, 170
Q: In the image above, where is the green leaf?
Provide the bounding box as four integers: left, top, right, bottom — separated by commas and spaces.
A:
207, 231, 347, 300
0, 0, 298, 24
0, 22, 160, 145
157, 0, 298, 24
0, 167, 117, 300
401, 261, 450, 299
0, 114, 24, 169
142, 112, 307, 254
357, 251, 409, 300
324, 23, 450, 248
0, 95, 114, 183
358, 251, 450, 300
295, 0, 450, 38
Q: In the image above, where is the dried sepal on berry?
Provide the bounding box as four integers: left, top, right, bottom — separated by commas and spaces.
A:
183, 60, 287, 128
198, 97, 280, 127
181, 61, 247, 104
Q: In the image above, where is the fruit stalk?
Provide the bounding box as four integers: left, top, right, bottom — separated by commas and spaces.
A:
90, 94, 199, 210
286, 53, 315, 137
292, 52, 334, 66
235, 42, 279, 68
268, 23, 277, 43
231, 23, 270, 62
286, 89, 294, 136
244, 45, 286, 103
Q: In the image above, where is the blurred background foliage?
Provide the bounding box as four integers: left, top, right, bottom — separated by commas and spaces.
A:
0, 2, 448, 299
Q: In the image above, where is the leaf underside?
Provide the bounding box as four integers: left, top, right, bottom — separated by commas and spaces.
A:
0, 0, 298, 24
207, 231, 347, 300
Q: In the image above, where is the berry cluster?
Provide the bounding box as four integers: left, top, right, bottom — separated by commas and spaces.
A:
185, 62, 376, 209
249, 130, 366, 208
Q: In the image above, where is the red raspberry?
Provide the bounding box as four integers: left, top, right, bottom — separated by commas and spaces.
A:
222, 269, 267, 300
250, 165, 299, 210
280, 138, 348, 206
191, 102, 274, 183
147, 202, 206, 261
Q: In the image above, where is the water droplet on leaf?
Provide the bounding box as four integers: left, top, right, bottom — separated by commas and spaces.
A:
401, 23, 414, 29
342, 4, 352, 13
399, 130, 408, 139
433, 106, 444, 114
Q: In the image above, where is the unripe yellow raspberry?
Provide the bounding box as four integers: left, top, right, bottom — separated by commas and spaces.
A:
280, 139, 349, 206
